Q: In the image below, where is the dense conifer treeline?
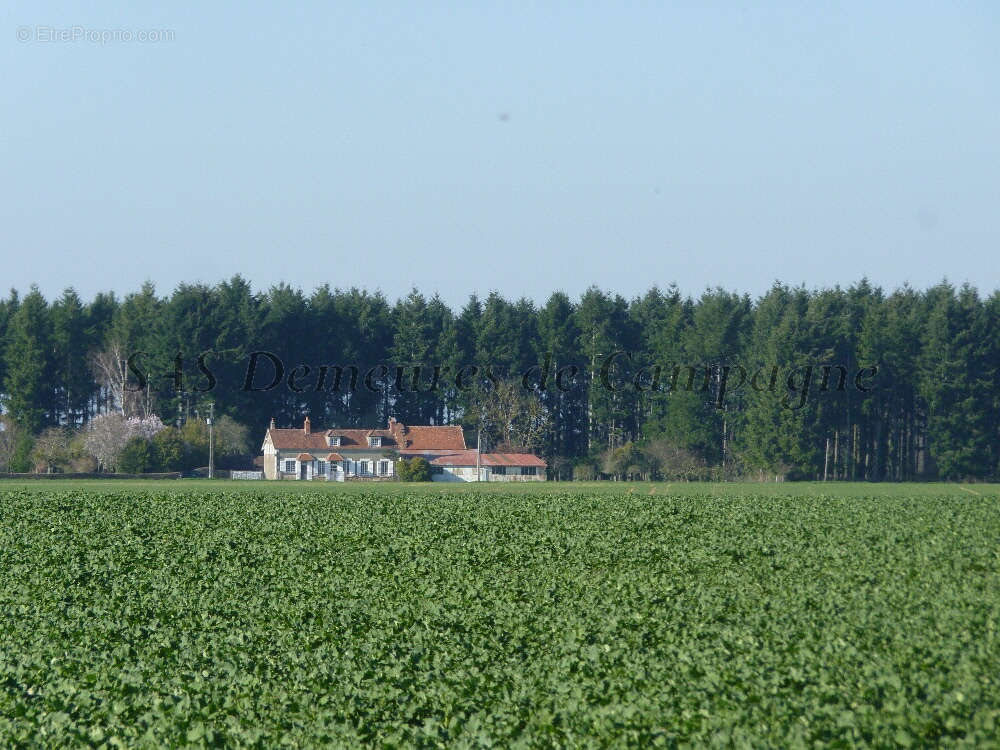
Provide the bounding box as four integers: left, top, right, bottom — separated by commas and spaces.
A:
1, 277, 997, 480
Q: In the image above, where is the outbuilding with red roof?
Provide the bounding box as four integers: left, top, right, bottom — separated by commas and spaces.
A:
428, 450, 546, 482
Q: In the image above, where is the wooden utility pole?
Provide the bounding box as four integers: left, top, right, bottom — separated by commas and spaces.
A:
833, 430, 839, 481
207, 403, 214, 479
476, 426, 482, 482
721, 415, 727, 475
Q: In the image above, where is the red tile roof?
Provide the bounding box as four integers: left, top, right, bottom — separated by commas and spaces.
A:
325, 429, 393, 448
397, 448, 468, 457
392, 424, 466, 450
429, 451, 546, 468
266, 419, 465, 452
325, 452, 344, 461
296, 453, 315, 461
266, 430, 337, 451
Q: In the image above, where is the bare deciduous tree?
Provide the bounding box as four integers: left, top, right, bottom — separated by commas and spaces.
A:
468, 379, 551, 453
511, 391, 550, 452
213, 415, 250, 456
31, 427, 72, 473
91, 339, 131, 416
640, 439, 707, 481
0, 417, 23, 472
488, 380, 522, 448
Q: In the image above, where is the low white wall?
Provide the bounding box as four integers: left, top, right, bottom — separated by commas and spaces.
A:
231, 470, 264, 480
431, 466, 544, 481
432, 466, 486, 482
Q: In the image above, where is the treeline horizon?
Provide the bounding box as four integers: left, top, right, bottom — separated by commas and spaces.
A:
1, 276, 998, 481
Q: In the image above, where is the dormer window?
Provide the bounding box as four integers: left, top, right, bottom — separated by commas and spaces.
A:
328, 435, 341, 447
368, 436, 381, 447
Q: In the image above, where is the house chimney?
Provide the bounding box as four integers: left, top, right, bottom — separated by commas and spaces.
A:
269, 417, 276, 431
303, 416, 311, 434
388, 416, 396, 428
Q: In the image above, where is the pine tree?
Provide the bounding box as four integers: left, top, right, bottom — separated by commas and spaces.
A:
211, 276, 263, 426
3, 286, 54, 433
0, 289, 20, 402
537, 291, 583, 459
573, 288, 635, 453
51, 288, 94, 425
389, 289, 434, 424
918, 283, 991, 479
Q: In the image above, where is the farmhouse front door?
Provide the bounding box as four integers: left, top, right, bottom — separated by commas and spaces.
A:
299, 463, 307, 480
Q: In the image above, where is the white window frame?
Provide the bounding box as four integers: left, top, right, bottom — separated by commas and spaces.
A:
284, 459, 295, 473
329, 435, 341, 446
378, 459, 390, 476
316, 460, 326, 476
368, 436, 381, 447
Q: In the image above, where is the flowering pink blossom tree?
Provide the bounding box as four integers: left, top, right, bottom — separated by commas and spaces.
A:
84, 414, 165, 471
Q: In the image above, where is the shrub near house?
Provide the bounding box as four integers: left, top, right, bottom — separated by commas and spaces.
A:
396, 457, 431, 482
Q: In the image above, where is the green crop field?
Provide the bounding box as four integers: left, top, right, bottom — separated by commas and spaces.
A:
1, 482, 998, 747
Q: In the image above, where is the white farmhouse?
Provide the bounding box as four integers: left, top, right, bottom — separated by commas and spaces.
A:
261, 416, 466, 480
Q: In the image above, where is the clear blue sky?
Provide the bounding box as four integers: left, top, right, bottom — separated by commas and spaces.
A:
4, 1, 999, 307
